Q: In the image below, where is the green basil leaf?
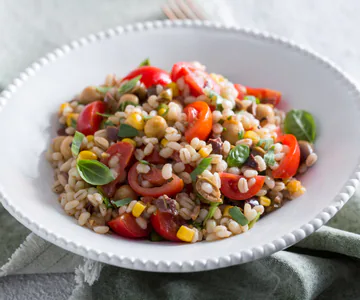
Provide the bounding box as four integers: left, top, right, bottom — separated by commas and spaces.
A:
238, 130, 244, 140
248, 212, 261, 229
244, 95, 260, 104
70, 118, 77, 129
229, 206, 249, 226
284, 109, 316, 142
205, 88, 224, 111
157, 103, 169, 116
96, 86, 111, 94
203, 202, 220, 225
257, 138, 274, 151
96, 112, 112, 117
190, 157, 212, 182
118, 101, 138, 112
104, 120, 115, 127
226, 144, 250, 167
264, 147, 276, 166
97, 188, 113, 208
111, 198, 132, 207
71, 131, 85, 156
139, 160, 150, 165
118, 75, 142, 94
117, 124, 138, 138
76, 159, 115, 185
150, 230, 164, 242
143, 115, 153, 121
139, 58, 150, 67
190, 221, 203, 230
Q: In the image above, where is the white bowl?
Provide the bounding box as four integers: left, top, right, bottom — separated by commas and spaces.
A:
1, 20, 360, 272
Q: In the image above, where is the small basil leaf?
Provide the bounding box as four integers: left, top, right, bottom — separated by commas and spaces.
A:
111, 198, 132, 207
96, 86, 112, 94
71, 131, 85, 156
76, 159, 115, 185
117, 124, 138, 138
244, 95, 260, 104
284, 109, 316, 142
150, 230, 164, 242
139, 160, 150, 165
229, 207, 249, 226
118, 75, 142, 94
205, 88, 224, 111
257, 138, 274, 151
104, 120, 115, 127
226, 144, 250, 167
203, 202, 220, 225
97, 187, 113, 208
118, 101, 138, 112
139, 58, 150, 67
238, 130, 244, 140
157, 103, 169, 116
70, 118, 77, 129
190, 157, 212, 182
248, 212, 261, 229
264, 147, 276, 166
96, 112, 112, 117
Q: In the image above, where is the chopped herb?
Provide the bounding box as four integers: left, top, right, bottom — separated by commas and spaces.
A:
150, 231, 164, 242
143, 115, 153, 121
118, 101, 138, 112
205, 88, 224, 111
248, 212, 261, 229
226, 144, 250, 167
96, 86, 112, 94
191, 221, 203, 230
227, 116, 232, 120
244, 95, 260, 104
117, 124, 138, 138
167, 177, 174, 183
76, 159, 115, 185
139, 160, 150, 165
118, 75, 142, 94
104, 120, 115, 127
157, 103, 169, 116
190, 157, 212, 182
238, 130, 244, 140
70, 118, 77, 129
96, 112, 112, 118
257, 138, 274, 151
71, 131, 85, 156
97, 187, 112, 208
264, 146, 276, 166
139, 58, 150, 67
284, 109, 316, 142
229, 206, 249, 226
111, 198, 132, 207
203, 202, 220, 225
222, 127, 227, 132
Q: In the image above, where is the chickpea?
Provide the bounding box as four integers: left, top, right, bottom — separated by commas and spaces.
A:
79, 86, 102, 104
255, 104, 275, 123
144, 116, 168, 139
221, 118, 243, 145
118, 94, 139, 106
114, 185, 137, 200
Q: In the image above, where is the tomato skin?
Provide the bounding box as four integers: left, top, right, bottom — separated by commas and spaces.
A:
171, 62, 220, 96
142, 167, 167, 186
219, 173, 266, 200
121, 66, 171, 88
101, 142, 135, 197
272, 134, 300, 179
150, 211, 181, 242
234, 84, 246, 100
144, 147, 167, 164
245, 87, 281, 106
184, 101, 212, 143
108, 213, 150, 238
128, 162, 184, 197
76, 101, 106, 135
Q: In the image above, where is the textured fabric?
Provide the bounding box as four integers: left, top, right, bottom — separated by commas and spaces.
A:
1, 0, 360, 299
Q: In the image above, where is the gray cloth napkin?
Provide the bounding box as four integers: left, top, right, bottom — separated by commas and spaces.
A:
2, 0, 360, 299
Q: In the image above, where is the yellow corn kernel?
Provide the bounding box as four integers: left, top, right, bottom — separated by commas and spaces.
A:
158, 107, 167, 116
176, 225, 195, 242
244, 131, 260, 144
210, 73, 225, 84
166, 82, 179, 97
78, 150, 97, 160
126, 112, 145, 131
132, 201, 146, 218
198, 146, 211, 158
122, 138, 136, 147
66, 113, 79, 127
161, 138, 168, 147
259, 196, 271, 207
59, 102, 70, 114
86, 135, 94, 142
223, 205, 234, 217
286, 180, 302, 194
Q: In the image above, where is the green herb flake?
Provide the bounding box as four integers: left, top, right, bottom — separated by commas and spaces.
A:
238, 130, 244, 140
71, 131, 85, 156
117, 124, 139, 138
203, 202, 220, 225
139, 58, 150, 67
264, 147, 276, 166
76, 159, 115, 185
205, 88, 224, 111
284, 109, 316, 142
70, 118, 77, 129
118, 75, 142, 94
104, 120, 115, 127
143, 115, 153, 121
150, 231, 164, 242
244, 95, 260, 104
96, 112, 112, 118
111, 198, 133, 208
157, 103, 169, 116
226, 144, 250, 167
257, 138, 274, 151
229, 206, 249, 226
97, 187, 113, 208
139, 160, 150, 165
191, 221, 203, 230
118, 101, 138, 112
96, 86, 112, 94
248, 212, 261, 229
190, 157, 212, 182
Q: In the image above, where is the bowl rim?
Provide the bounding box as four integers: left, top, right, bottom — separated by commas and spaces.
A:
1, 19, 360, 273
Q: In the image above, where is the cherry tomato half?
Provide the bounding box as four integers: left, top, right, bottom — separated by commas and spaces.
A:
76, 101, 106, 136
108, 213, 151, 239
219, 173, 265, 200
245, 87, 281, 106
234, 83, 246, 100
150, 210, 181, 242
171, 62, 220, 97
128, 162, 184, 197
142, 167, 167, 186
101, 142, 135, 197
121, 66, 171, 88
272, 134, 300, 179
144, 146, 167, 164
184, 101, 212, 143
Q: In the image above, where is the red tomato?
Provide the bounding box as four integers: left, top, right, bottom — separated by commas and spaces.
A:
144, 147, 167, 164
234, 83, 246, 100
121, 66, 171, 88
128, 162, 184, 197
184, 101, 212, 143
76, 101, 106, 136
272, 134, 300, 179
142, 167, 167, 186
101, 142, 135, 197
171, 62, 220, 96
245, 87, 281, 106
219, 173, 266, 200
150, 211, 181, 242
108, 213, 150, 238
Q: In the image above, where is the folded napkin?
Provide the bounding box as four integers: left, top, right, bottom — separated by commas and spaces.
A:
2, 0, 360, 299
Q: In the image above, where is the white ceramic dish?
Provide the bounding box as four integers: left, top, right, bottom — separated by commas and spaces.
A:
1, 20, 360, 273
